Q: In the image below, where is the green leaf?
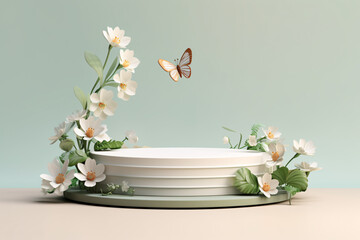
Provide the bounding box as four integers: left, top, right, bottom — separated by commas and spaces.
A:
69, 178, 78, 188
272, 167, 308, 192
272, 167, 289, 185
105, 82, 119, 88
222, 126, 237, 133
59, 150, 87, 167
284, 185, 301, 197
234, 168, 259, 194
105, 57, 118, 80
94, 140, 123, 151
84, 51, 104, 85
73, 86, 87, 109
287, 169, 308, 191
250, 123, 264, 137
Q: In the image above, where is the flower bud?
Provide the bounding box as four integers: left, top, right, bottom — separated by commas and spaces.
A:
59, 139, 75, 152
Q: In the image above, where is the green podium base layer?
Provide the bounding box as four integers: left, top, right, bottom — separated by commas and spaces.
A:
64, 189, 290, 209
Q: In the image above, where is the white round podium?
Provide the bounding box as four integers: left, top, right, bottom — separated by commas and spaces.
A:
89, 148, 267, 197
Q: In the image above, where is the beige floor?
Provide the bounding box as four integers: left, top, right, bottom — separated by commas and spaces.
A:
0, 188, 358, 240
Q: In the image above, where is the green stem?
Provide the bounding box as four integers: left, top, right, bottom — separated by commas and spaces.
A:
228, 138, 234, 149
237, 133, 243, 149
87, 140, 91, 155
102, 45, 112, 69
76, 138, 82, 149
94, 64, 122, 93
82, 139, 87, 153
257, 136, 266, 142
90, 45, 113, 94
285, 153, 300, 167
90, 78, 100, 94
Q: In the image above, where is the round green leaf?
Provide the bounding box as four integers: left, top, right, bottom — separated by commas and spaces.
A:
59, 150, 87, 167
272, 167, 308, 192
234, 168, 259, 194
272, 167, 289, 185
287, 169, 308, 191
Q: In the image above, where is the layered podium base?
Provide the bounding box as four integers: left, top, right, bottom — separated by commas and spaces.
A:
64, 189, 290, 209
90, 148, 268, 197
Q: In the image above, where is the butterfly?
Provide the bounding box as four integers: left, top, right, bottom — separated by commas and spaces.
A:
158, 48, 192, 82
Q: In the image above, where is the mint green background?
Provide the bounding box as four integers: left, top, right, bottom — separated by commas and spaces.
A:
1, 0, 359, 188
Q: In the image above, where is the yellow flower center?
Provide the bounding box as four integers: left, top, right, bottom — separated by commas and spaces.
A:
272, 151, 279, 161
98, 102, 106, 110
268, 131, 274, 139
112, 36, 120, 44
120, 83, 127, 90
85, 128, 94, 138
86, 171, 96, 181
122, 60, 130, 68
55, 173, 65, 184
262, 183, 271, 192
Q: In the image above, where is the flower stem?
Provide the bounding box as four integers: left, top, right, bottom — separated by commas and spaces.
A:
285, 153, 300, 167
86, 140, 91, 155
103, 45, 113, 69
228, 138, 233, 149
257, 136, 266, 142
94, 64, 122, 93
90, 45, 113, 94
237, 133, 243, 149
82, 139, 87, 153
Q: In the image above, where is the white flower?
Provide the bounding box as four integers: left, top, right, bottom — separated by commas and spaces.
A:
113, 70, 138, 101
262, 126, 281, 141
103, 26, 131, 48
126, 130, 139, 144
48, 122, 72, 144
74, 158, 106, 187
223, 136, 229, 144
121, 181, 129, 192
41, 179, 54, 194
66, 110, 86, 123
266, 142, 285, 166
119, 49, 140, 73
293, 139, 316, 156
258, 173, 279, 198
40, 159, 75, 195
89, 89, 118, 120
295, 161, 322, 172
74, 116, 110, 142
248, 135, 257, 146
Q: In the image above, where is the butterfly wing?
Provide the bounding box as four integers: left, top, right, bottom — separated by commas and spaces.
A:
170, 69, 180, 82
158, 59, 176, 72
178, 48, 192, 78
158, 59, 179, 82
179, 65, 191, 78
179, 48, 192, 66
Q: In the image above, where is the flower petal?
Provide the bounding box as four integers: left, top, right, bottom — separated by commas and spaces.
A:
73, 127, 85, 137
50, 181, 60, 189
85, 158, 96, 172
85, 180, 96, 187
40, 174, 54, 182
90, 93, 100, 103
94, 174, 106, 182
77, 163, 87, 175
74, 173, 86, 181
95, 164, 105, 176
